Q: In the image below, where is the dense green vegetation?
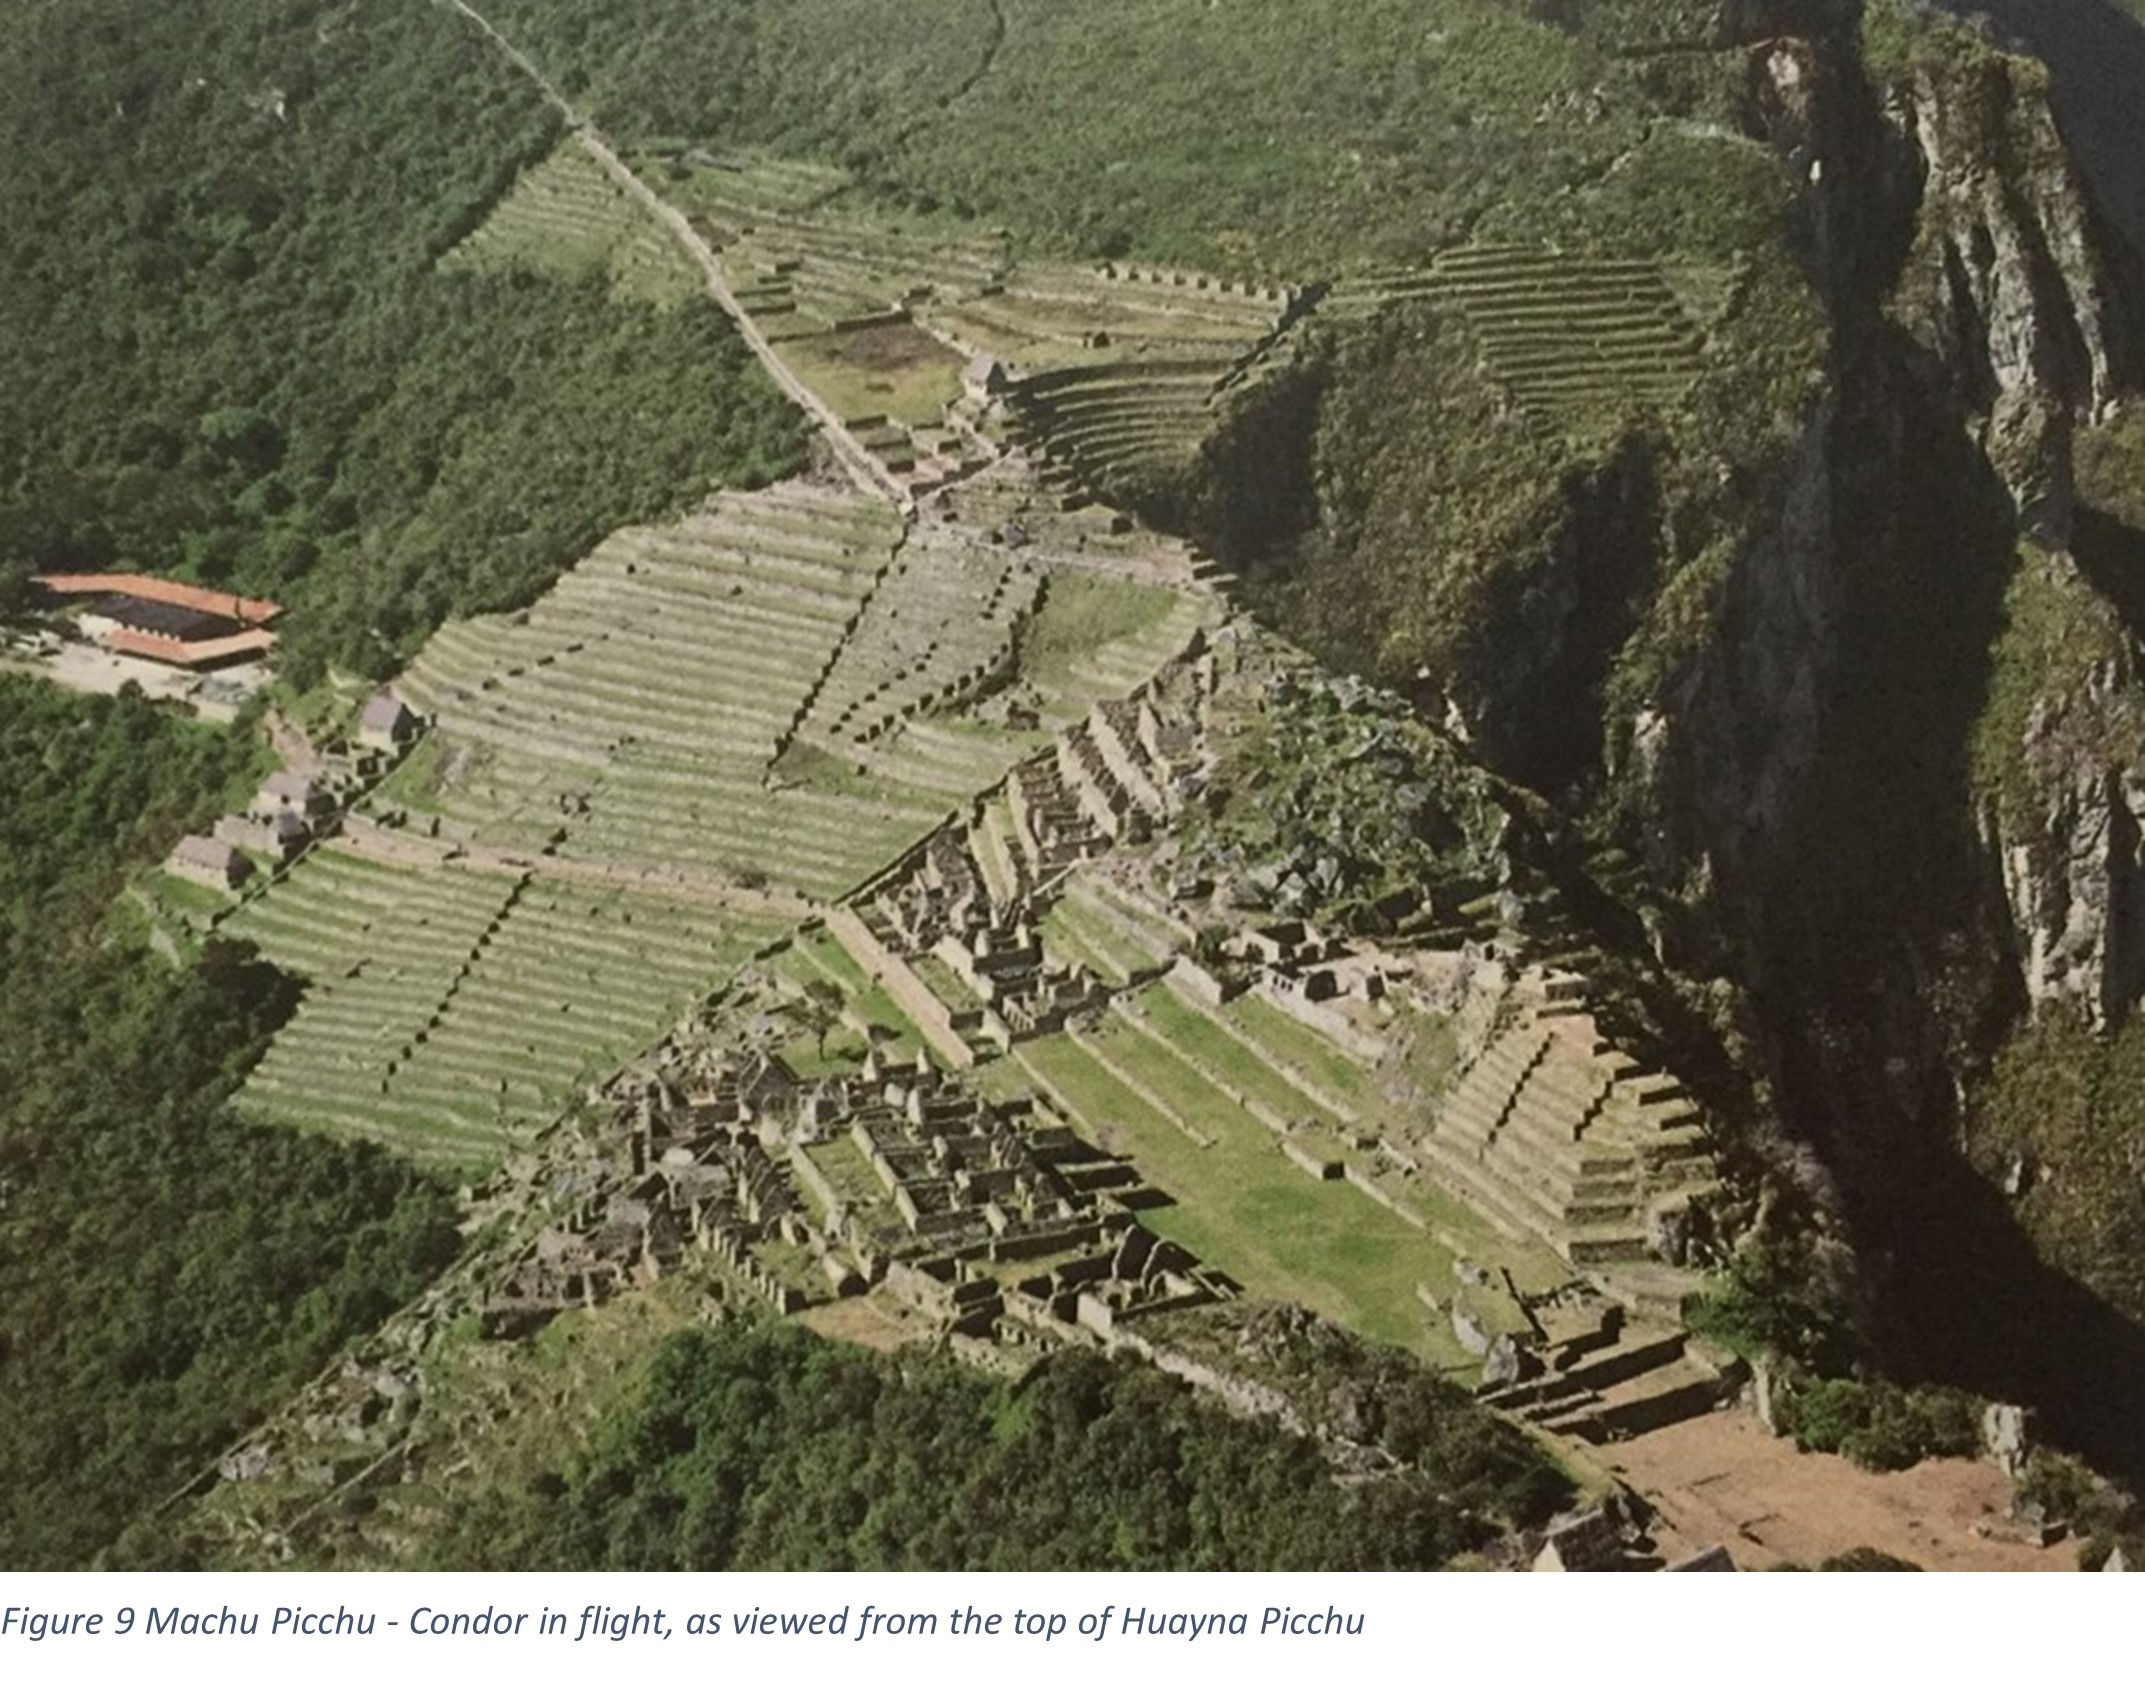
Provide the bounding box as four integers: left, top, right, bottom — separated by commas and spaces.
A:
484, 0, 1791, 272
1968, 1007, 2145, 1328
0, 0, 804, 683
425, 1320, 1566, 1570
0, 679, 458, 1566
1775, 1376, 1983, 1472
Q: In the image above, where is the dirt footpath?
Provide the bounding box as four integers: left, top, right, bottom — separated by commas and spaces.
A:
1602, 1406, 2076, 1571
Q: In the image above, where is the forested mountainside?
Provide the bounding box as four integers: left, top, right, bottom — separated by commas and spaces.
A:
6, 0, 2145, 1571
0, 0, 804, 684
0, 0, 794, 1564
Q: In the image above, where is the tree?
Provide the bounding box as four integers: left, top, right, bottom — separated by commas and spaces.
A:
0, 558, 31, 621
789, 979, 846, 1059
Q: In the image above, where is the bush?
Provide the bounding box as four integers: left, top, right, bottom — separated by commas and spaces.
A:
1780, 1374, 1983, 1472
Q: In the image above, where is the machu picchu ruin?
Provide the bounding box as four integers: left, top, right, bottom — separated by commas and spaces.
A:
137, 170, 1782, 1560
11, 0, 2142, 1587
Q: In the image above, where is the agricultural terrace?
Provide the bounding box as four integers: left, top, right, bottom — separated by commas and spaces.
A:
226, 847, 786, 1168
918, 455, 1200, 571
642, 150, 1289, 476
1005, 355, 1239, 492
389, 482, 933, 899
653, 152, 1008, 340
446, 140, 699, 306
1329, 245, 1722, 437
795, 525, 1043, 771
925, 258, 1287, 379
1037, 866, 1187, 986
383, 476, 1224, 910
1012, 574, 1217, 722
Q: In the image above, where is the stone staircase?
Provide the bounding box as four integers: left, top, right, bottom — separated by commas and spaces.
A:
1415, 969, 1719, 1269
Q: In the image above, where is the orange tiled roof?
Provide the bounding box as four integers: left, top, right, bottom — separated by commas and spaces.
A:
104, 626, 279, 667
35, 572, 281, 625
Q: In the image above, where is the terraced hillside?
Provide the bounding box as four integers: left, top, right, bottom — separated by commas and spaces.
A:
639, 148, 1293, 486
1005, 356, 1239, 492
663, 151, 1009, 336
227, 848, 785, 1167
1413, 969, 1722, 1271
446, 140, 698, 304
389, 481, 953, 898
1330, 245, 1721, 436
936, 259, 1288, 370
795, 526, 1042, 760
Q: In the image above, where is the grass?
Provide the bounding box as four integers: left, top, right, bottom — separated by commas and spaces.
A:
1015, 574, 1184, 694
1041, 893, 1155, 985
1137, 984, 1341, 1126
231, 858, 783, 1168
1038, 901, 1135, 986
779, 323, 965, 426
145, 868, 242, 920
771, 935, 925, 1064
799, 1135, 898, 1215
1010, 1034, 1466, 1364
909, 950, 984, 1014
1221, 991, 1382, 1110
448, 140, 699, 306
372, 732, 448, 813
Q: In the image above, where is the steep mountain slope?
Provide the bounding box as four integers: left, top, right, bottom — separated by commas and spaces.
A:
1928, 0, 2145, 264
464, 0, 2145, 1474
11, 0, 2145, 1569
1226, 2, 2145, 1469
0, 0, 806, 681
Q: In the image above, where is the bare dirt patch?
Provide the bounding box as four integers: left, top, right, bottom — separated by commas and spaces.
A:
1603, 1406, 2076, 1571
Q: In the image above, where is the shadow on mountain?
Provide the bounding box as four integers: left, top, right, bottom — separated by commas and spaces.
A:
1837, 1088, 2145, 1482
2073, 504, 2145, 641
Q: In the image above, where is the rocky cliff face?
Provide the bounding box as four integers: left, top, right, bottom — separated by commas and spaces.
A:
1659, 7, 2145, 1034
1630, 397, 1841, 901
1889, 39, 2129, 533
1874, 33, 2145, 1030
1991, 763, 2145, 1025
1979, 551, 2145, 1027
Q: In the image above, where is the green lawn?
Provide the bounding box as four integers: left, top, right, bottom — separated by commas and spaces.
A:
371, 732, 449, 814
1221, 991, 1383, 1110
1015, 575, 1183, 693
780, 323, 965, 426
1040, 897, 1145, 985
1010, 1034, 1465, 1364
1136, 984, 1339, 1125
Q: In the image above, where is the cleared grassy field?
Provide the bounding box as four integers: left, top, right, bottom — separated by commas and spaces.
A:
1010, 1032, 1464, 1363
448, 141, 698, 305
780, 323, 966, 426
